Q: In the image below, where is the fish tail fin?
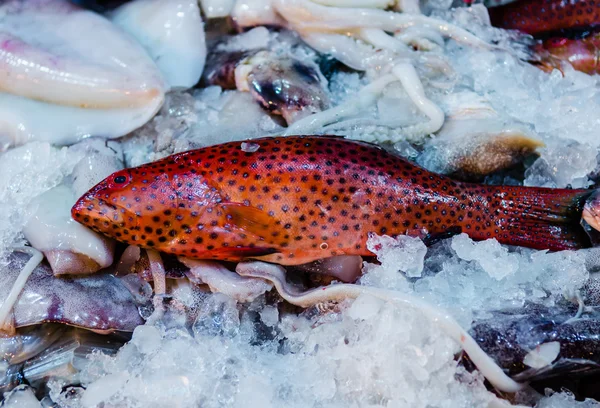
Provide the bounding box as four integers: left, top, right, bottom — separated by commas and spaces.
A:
488, 186, 594, 251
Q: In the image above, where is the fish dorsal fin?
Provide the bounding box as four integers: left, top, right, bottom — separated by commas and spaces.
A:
222, 203, 274, 236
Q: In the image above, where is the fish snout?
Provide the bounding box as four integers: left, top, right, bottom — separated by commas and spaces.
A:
71, 181, 122, 233
71, 193, 103, 228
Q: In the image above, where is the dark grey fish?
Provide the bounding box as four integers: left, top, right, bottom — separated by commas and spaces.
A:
467, 299, 600, 400
0, 327, 129, 394
1, 252, 146, 332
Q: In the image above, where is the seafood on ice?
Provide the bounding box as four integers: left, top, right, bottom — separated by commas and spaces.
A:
0, 0, 600, 407
73, 136, 598, 261
489, 0, 600, 75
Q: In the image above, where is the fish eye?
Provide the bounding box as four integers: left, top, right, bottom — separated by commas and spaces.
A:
114, 175, 127, 184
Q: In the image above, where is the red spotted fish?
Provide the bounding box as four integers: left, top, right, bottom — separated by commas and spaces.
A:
534, 32, 600, 75
489, 0, 600, 36
71, 136, 599, 266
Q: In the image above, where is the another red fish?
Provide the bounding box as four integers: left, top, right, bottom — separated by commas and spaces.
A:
488, 0, 600, 36
72, 136, 595, 266
535, 32, 600, 74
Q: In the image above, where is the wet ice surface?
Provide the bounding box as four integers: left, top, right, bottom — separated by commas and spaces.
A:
73, 289, 494, 408
65, 233, 600, 407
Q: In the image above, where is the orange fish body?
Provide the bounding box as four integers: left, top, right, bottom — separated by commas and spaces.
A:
72, 136, 593, 266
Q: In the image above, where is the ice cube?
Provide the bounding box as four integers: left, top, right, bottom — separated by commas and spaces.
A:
451, 234, 519, 280
366, 234, 428, 278
536, 392, 600, 408
525, 141, 596, 188
192, 293, 241, 338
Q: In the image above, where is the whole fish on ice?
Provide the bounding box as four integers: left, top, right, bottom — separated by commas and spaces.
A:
72, 136, 600, 265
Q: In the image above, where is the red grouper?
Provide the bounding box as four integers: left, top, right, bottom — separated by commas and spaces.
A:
72, 136, 600, 266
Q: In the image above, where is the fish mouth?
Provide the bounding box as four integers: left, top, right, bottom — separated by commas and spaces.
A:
71, 194, 105, 229
71, 184, 123, 234
71, 179, 110, 222
72, 196, 129, 241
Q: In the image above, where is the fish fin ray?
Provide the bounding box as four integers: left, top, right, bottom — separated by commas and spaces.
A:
222, 203, 275, 236
493, 188, 593, 251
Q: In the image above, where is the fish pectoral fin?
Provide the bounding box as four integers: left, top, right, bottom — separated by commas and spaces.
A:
222, 203, 275, 236
220, 203, 283, 258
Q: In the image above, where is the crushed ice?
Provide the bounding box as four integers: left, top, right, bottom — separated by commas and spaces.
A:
69, 231, 592, 407
74, 288, 495, 408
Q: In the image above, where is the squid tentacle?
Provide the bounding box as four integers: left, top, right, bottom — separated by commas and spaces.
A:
236, 260, 526, 394
273, 0, 494, 49
285, 62, 444, 140
0, 247, 44, 333
146, 248, 167, 322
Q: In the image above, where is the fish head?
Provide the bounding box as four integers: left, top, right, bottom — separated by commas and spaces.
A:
71, 157, 228, 253
583, 189, 600, 235
71, 167, 176, 246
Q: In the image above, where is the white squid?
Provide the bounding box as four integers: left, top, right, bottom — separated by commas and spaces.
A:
0, 0, 166, 148
229, 0, 496, 142
110, 0, 207, 90
22, 138, 124, 276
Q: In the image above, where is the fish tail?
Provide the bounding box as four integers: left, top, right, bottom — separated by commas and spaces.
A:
485, 186, 594, 251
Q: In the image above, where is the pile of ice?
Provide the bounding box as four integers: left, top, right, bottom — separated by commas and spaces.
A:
42, 232, 596, 407
68, 303, 488, 407
60, 255, 495, 408
414, 234, 588, 324
443, 9, 600, 188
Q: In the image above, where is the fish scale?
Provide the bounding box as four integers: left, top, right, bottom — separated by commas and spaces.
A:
72, 136, 593, 265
